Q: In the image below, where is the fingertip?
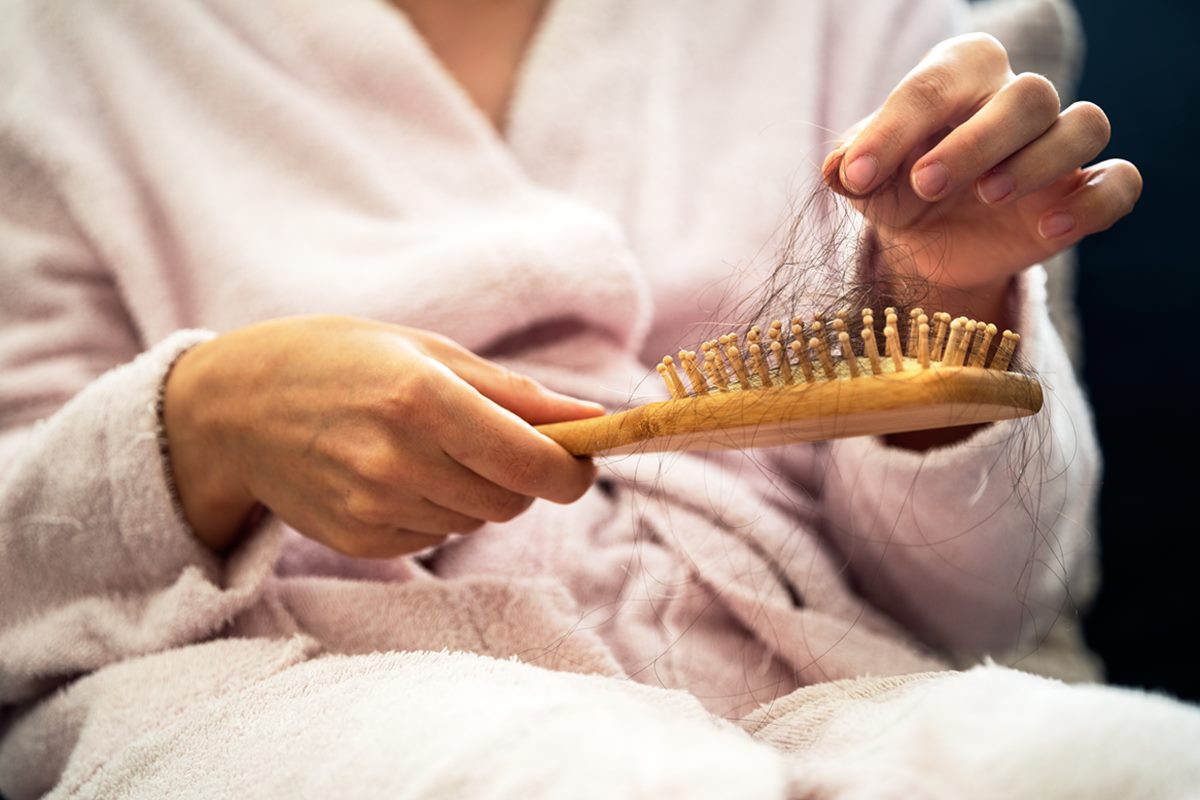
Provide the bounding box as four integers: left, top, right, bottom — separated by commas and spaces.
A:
822, 147, 846, 188
535, 390, 607, 423
571, 399, 608, 417
841, 153, 879, 195
912, 161, 950, 201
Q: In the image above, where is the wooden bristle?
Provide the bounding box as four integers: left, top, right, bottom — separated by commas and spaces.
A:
811, 336, 836, 380
655, 306, 1024, 405
839, 331, 859, 378
906, 309, 922, 358
884, 325, 904, 371
657, 364, 680, 398
932, 312, 950, 361
809, 320, 834, 380
726, 343, 752, 389
749, 343, 772, 387
964, 323, 981, 367
704, 350, 729, 391
659, 357, 686, 398
791, 340, 815, 383
772, 340, 793, 384
680, 351, 709, 394
883, 313, 899, 357
862, 326, 883, 374
991, 331, 1019, 371
706, 341, 730, 386
943, 319, 963, 367
971, 323, 997, 367
954, 321, 974, 367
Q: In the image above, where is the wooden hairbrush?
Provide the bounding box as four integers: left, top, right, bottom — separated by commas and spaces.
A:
535, 307, 1041, 456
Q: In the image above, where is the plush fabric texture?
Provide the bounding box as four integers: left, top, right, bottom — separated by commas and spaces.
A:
1, 0, 1179, 797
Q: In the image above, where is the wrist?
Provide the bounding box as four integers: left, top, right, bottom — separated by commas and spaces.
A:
863, 230, 1015, 329
162, 337, 258, 552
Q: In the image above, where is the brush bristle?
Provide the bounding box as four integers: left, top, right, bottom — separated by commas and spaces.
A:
658, 307, 1022, 397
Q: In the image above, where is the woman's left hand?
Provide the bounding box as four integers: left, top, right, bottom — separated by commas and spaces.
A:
823, 33, 1142, 307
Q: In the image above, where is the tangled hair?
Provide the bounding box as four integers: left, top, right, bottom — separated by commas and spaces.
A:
575, 181, 1086, 713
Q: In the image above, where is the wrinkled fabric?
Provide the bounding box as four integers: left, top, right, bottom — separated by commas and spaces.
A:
0, 0, 1106, 796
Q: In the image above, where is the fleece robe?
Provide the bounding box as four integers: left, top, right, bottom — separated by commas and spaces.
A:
0, 1, 1145, 797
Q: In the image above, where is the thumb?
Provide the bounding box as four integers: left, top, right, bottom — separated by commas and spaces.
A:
475, 366, 606, 426
425, 338, 605, 425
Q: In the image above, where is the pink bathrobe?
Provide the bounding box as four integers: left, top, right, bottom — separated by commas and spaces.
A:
0, 0, 1102, 796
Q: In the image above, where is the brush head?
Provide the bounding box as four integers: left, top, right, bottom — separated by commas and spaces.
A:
538, 307, 1041, 456
656, 307, 1022, 399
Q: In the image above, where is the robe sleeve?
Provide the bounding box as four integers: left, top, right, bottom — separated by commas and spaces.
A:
778, 0, 1101, 655
805, 268, 1100, 653
0, 123, 279, 707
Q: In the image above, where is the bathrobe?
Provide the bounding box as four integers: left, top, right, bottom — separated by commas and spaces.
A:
0, 0, 1146, 797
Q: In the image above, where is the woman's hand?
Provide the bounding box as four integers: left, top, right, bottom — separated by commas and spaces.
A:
823, 33, 1142, 321
163, 316, 603, 558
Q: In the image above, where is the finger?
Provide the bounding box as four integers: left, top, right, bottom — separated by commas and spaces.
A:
339, 472, 488, 534
331, 525, 450, 560
838, 34, 1011, 195
910, 72, 1061, 202
420, 333, 606, 424
298, 505, 461, 559
430, 366, 599, 504
976, 102, 1111, 206
422, 457, 537, 523
1034, 159, 1142, 247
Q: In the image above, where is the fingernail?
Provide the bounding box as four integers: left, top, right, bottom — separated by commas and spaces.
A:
1039, 211, 1076, 239
913, 162, 950, 200
978, 172, 1014, 205
842, 155, 878, 193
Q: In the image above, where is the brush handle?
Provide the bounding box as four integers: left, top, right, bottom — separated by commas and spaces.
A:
536, 367, 1042, 457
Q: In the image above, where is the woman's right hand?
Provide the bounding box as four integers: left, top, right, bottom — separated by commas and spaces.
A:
163, 316, 603, 558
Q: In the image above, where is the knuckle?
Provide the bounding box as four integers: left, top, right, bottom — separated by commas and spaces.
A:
502, 367, 539, 396
351, 443, 400, 484
420, 330, 468, 360
385, 363, 447, 422
940, 33, 1009, 73
1012, 73, 1060, 115
970, 33, 1010, 71
343, 488, 391, 527
905, 65, 958, 114
874, 123, 910, 157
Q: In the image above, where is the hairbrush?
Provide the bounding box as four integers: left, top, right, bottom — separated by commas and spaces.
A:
535, 307, 1041, 456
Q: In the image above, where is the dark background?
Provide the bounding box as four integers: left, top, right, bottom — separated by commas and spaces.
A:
1071, 0, 1200, 701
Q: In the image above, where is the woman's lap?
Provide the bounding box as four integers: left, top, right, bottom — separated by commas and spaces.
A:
9, 641, 1200, 799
